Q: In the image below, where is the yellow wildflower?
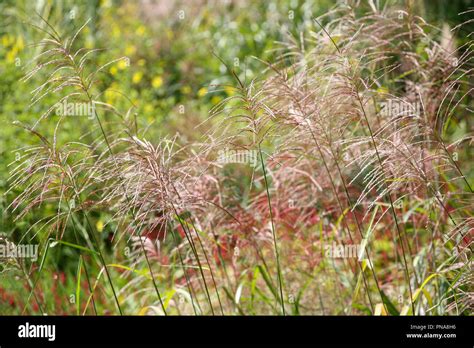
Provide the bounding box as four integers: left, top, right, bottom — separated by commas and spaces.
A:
6, 49, 16, 63
144, 104, 153, 114
211, 95, 222, 105
125, 44, 136, 56
2, 35, 11, 47
118, 59, 128, 70
96, 220, 104, 233
16, 36, 24, 51
197, 87, 208, 97
152, 76, 163, 89
132, 71, 143, 84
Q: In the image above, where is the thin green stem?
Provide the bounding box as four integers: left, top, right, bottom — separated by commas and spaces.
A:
258, 144, 286, 315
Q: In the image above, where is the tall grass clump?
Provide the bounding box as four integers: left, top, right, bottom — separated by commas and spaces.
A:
5, 3, 472, 315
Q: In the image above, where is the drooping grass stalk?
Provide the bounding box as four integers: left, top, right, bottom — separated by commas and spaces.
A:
434, 133, 473, 194
388, 139, 465, 236
73, 191, 124, 315
20, 20, 135, 314
68, 202, 98, 315
314, 120, 389, 312
188, 218, 225, 314
305, 123, 376, 312
75, 60, 167, 315
32, 19, 168, 313
172, 210, 215, 315
59, 145, 123, 314
264, 53, 380, 311
153, 165, 215, 315
355, 93, 415, 315
58, 180, 98, 314
258, 144, 286, 315
168, 223, 201, 315
326, 146, 387, 311
79, 254, 98, 315
210, 52, 286, 313
17, 142, 121, 314
313, 18, 415, 314
210, 228, 236, 311
21, 263, 45, 315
